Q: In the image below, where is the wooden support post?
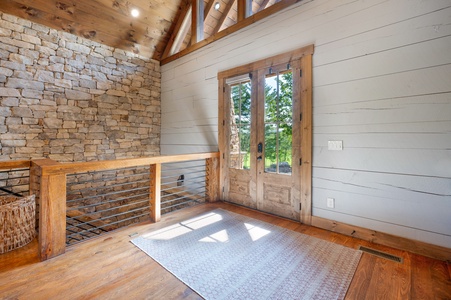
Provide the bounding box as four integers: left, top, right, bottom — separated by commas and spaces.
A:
35, 159, 66, 261
29, 161, 40, 198
40, 174, 66, 261
206, 157, 220, 202
299, 53, 313, 225
150, 163, 161, 222
29, 161, 41, 239
237, 0, 252, 21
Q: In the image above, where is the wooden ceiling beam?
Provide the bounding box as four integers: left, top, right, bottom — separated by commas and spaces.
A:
162, 0, 192, 59
170, 8, 192, 57
212, 0, 236, 35
203, 0, 215, 21
190, 0, 204, 44
162, 0, 301, 65
163, 0, 214, 59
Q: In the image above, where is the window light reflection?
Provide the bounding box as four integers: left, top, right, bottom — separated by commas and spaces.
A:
244, 223, 271, 241
140, 213, 270, 243
199, 229, 229, 243
142, 223, 192, 240
142, 212, 223, 240
182, 213, 223, 230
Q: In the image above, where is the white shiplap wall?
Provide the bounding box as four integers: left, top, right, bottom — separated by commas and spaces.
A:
161, 0, 451, 248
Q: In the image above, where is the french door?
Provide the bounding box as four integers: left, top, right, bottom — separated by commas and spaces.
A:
218, 46, 313, 223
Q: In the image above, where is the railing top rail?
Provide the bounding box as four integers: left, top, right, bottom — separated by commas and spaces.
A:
40, 152, 220, 176
0, 160, 31, 171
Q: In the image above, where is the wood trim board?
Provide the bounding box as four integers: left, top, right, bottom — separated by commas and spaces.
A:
217, 44, 314, 79
312, 216, 451, 262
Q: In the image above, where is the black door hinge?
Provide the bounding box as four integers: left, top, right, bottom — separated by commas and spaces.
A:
223, 153, 225, 159
223, 86, 225, 93
300, 113, 302, 121
300, 69, 302, 77
299, 203, 302, 210
300, 158, 302, 165
223, 120, 225, 126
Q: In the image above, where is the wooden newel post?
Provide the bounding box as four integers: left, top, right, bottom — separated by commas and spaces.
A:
34, 159, 66, 261
150, 163, 161, 222
206, 157, 220, 202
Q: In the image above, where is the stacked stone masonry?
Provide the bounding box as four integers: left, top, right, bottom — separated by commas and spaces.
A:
0, 12, 161, 162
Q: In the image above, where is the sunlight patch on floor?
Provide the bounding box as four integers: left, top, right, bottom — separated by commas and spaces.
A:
143, 212, 223, 240
182, 212, 223, 230
199, 229, 229, 243
245, 223, 271, 241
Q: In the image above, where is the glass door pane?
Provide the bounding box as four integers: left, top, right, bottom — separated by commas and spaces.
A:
264, 70, 293, 174
229, 80, 251, 170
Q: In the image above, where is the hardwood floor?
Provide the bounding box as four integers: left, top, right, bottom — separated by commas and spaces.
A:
0, 202, 450, 299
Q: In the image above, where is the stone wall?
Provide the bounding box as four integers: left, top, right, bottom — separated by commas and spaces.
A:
0, 12, 161, 162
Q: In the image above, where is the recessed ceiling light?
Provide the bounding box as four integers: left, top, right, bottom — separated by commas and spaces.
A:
131, 8, 140, 18
214, 2, 220, 10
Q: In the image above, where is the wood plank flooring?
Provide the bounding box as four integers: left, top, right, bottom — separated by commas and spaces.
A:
0, 202, 450, 299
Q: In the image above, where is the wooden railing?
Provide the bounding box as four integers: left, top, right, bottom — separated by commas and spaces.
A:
0, 160, 31, 170
0, 160, 31, 197
0, 153, 220, 261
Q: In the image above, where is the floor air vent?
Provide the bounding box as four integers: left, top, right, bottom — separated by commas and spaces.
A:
358, 246, 403, 263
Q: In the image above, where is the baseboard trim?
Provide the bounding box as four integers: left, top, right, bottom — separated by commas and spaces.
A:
311, 216, 451, 262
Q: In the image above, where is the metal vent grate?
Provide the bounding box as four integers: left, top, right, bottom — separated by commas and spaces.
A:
359, 246, 403, 263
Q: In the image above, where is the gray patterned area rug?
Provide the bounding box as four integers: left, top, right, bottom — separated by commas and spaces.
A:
131, 209, 361, 300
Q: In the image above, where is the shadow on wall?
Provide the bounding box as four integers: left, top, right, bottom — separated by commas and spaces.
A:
193, 96, 218, 152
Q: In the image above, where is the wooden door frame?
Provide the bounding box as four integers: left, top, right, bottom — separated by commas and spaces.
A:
218, 44, 314, 224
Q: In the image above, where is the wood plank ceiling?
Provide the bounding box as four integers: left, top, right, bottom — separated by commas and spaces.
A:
0, 0, 280, 61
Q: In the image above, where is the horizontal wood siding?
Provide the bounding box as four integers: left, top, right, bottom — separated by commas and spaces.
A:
161, 0, 451, 248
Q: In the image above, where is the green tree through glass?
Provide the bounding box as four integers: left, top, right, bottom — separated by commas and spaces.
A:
265, 71, 293, 173
231, 81, 251, 169
229, 72, 292, 173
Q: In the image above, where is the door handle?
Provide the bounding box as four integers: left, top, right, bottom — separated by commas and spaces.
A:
257, 142, 263, 153
257, 156, 262, 161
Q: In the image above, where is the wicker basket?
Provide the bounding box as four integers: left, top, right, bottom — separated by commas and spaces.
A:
0, 195, 36, 254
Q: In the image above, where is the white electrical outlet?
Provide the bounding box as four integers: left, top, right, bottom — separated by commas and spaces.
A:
327, 197, 335, 208
328, 140, 343, 151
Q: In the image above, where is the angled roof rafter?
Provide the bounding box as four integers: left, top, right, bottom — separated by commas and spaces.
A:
162, 0, 192, 59
258, 0, 271, 13
162, 0, 302, 64
204, 0, 215, 19
212, 0, 236, 35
